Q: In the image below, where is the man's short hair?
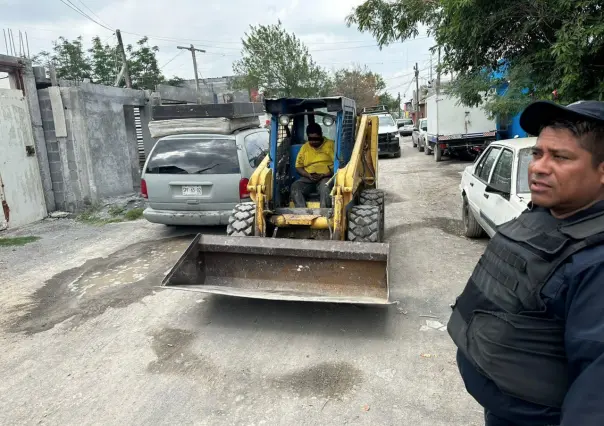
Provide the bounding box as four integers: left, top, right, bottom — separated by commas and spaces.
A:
306, 122, 323, 136
541, 120, 604, 167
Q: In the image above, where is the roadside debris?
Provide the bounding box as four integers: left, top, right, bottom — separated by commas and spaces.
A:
49, 211, 70, 219
419, 319, 447, 332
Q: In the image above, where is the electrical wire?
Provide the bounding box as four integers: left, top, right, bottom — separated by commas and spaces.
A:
160, 50, 184, 70
58, 0, 113, 32
75, 0, 112, 29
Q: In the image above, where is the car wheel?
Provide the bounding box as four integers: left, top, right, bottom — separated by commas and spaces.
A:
434, 142, 442, 162
412, 137, 417, 147
462, 196, 485, 238
417, 138, 424, 152
424, 140, 432, 155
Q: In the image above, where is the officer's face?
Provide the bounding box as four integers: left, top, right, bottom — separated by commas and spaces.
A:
529, 127, 604, 218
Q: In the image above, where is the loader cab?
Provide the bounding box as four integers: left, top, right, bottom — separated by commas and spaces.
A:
265, 97, 357, 208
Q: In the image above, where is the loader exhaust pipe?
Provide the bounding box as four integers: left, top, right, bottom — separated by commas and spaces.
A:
162, 234, 390, 305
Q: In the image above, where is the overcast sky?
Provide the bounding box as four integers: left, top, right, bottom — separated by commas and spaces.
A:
1, 0, 437, 100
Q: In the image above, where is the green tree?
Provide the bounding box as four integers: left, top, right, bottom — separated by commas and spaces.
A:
34, 36, 92, 82
34, 35, 186, 90
233, 22, 332, 98
89, 36, 118, 86
347, 0, 604, 117
331, 65, 384, 109
126, 37, 165, 90
378, 92, 401, 116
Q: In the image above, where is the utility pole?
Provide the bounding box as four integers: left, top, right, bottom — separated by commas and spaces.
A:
178, 44, 206, 101
436, 46, 441, 141
115, 29, 132, 88
414, 62, 420, 120
398, 92, 401, 118
436, 47, 441, 95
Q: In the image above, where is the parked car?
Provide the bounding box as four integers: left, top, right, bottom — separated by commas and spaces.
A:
460, 137, 536, 238
141, 128, 269, 226
412, 118, 429, 151
371, 113, 401, 158
396, 118, 414, 136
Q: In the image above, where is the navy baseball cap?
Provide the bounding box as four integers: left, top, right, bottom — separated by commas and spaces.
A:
519, 100, 604, 136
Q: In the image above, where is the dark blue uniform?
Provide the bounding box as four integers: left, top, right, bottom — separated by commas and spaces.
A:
457, 201, 604, 426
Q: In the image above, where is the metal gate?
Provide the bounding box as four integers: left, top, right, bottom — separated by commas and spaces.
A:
0, 88, 47, 229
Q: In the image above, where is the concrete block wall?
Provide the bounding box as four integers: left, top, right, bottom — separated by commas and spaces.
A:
39, 84, 150, 212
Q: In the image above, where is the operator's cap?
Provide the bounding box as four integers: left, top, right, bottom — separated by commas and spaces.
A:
520, 100, 604, 136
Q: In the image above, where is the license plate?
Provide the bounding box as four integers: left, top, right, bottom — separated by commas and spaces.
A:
182, 186, 204, 196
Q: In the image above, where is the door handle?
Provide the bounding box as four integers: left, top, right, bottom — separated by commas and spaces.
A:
483, 193, 489, 199
470, 182, 474, 187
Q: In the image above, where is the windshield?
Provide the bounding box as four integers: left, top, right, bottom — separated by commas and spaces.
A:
516, 148, 532, 194
398, 119, 413, 125
420, 120, 427, 130
378, 115, 395, 127
146, 137, 240, 175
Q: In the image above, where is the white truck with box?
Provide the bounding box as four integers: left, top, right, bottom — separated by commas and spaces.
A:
424, 93, 497, 162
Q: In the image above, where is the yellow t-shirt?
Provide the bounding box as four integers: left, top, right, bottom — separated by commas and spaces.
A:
295, 138, 335, 175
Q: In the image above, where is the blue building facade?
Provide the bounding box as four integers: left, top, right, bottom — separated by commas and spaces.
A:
491, 62, 529, 140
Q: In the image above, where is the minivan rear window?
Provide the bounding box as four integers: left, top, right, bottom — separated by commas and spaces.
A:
146, 137, 240, 175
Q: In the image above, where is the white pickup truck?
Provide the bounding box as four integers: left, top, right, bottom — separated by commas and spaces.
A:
425, 93, 497, 162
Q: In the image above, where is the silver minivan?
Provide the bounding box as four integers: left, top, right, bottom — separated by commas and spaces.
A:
141, 128, 269, 226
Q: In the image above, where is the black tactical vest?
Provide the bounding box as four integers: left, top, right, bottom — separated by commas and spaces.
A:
448, 206, 604, 408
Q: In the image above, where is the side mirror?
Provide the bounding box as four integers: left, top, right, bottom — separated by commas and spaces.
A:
486, 183, 511, 198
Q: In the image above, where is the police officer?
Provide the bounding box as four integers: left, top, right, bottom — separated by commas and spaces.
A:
448, 100, 604, 426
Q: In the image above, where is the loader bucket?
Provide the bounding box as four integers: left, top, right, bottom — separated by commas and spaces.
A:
162, 234, 391, 305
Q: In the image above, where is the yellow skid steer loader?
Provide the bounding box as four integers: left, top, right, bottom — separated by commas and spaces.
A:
162, 97, 390, 304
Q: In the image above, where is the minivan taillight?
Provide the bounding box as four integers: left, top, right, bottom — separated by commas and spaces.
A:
239, 178, 250, 199
141, 178, 148, 199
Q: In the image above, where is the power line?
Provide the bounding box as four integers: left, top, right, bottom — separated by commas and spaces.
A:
58, 0, 113, 32
160, 50, 184, 70
75, 0, 111, 29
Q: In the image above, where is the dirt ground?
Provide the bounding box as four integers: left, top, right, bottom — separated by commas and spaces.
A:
0, 136, 487, 425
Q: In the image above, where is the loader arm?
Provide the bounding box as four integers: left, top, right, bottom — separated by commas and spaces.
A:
331, 115, 379, 240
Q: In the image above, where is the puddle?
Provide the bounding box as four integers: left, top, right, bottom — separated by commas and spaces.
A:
8, 236, 192, 335
386, 217, 465, 239
272, 361, 362, 398
147, 327, 218, 377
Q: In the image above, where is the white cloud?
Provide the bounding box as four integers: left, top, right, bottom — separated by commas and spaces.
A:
1, 0, 435, 93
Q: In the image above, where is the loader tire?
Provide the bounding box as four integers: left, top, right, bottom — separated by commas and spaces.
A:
347, 205, 381, 243
227, 203, 255, 237
359, 189, 385, 242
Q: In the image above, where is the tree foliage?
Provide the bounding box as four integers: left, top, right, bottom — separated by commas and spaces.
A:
34, 36, 92, 82
233, 22, 332, 98
33, 35, 184, 90
348, 0, 604, 116
331, 65, 385, 110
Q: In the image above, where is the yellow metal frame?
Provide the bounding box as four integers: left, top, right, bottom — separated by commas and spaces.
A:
246, 115, 378, 239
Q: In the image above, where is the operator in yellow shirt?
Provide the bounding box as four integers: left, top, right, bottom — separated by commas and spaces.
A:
291, 122, 335, 208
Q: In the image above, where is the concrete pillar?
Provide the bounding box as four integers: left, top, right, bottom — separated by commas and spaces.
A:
23, 61, 56, 211
123, 106, 141, 191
